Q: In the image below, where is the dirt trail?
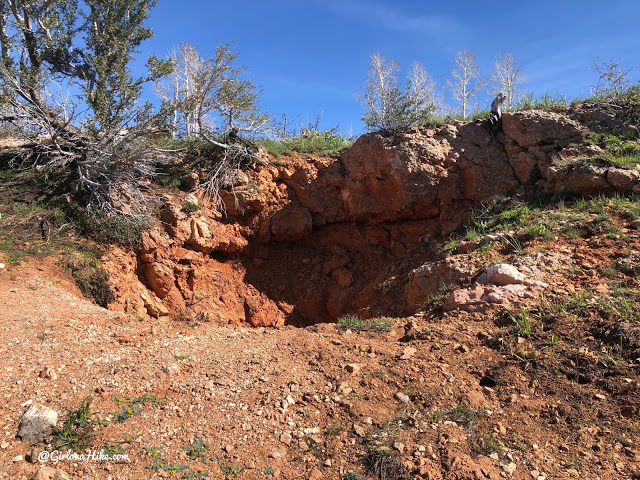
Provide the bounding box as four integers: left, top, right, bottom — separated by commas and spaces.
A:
1, 242, 639, 479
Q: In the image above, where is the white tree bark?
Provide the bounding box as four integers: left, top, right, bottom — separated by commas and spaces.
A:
447, 48, 481, 119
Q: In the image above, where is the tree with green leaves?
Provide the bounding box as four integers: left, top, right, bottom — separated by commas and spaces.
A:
156, 42, 273, 142
357, 54, 440, 132
0, 0, 171, 214
154, 42, 275, 212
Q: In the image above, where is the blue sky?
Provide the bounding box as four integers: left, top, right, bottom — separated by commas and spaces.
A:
140, 1, 640, 135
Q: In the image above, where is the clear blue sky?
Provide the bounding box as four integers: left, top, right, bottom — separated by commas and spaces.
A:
140, 0, 640, 135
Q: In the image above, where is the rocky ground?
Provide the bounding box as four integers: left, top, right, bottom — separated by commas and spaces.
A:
1, 199, 639, 479
1, 103, 640, 479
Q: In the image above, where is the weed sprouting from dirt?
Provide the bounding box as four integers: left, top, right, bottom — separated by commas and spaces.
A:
53, 395, 102, 451
219, 463, 245, 478
365, 447, 409, 480
508, 307, 532, 336
448, 402, 478, 428
182, 437, 209, 461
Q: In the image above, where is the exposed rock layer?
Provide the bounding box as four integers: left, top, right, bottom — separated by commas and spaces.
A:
102, 107, 640, 325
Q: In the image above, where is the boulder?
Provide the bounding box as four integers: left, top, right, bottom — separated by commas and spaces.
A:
17, 404, 58, 445
485, 264, 525, 286
607, 168, 640, 192
561, 163, 614, 196
270, 203, 313, 242
140, 290, 169, 318
502, 111, 583, 148
406, 259, 474, 311
180, 172, 199, 190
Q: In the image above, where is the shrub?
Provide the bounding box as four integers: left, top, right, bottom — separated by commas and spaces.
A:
75, 211, 149, 250
60, 252, 115, 307
181, 201, 199, 214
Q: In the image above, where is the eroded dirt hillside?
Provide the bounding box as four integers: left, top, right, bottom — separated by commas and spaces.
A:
1, 103, 639, 480
104, 105, 640, 327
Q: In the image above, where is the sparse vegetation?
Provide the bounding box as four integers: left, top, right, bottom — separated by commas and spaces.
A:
338, 315, 395, 332
182, 437, 209, 461
365, 447, 408, 480
59, 250, 115, 307
53, 396, 101, 451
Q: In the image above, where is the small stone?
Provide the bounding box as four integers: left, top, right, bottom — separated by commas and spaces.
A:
344, 363, 361, 375
29, 467, 57, 480
486, 264, 525, 286
0, 442, 9, 448
279, 432, 292, 446
395, 392, 410, 404
163, 363, 180, 375
393, 441, 405, 453
338, 382, 352, 396
39, 366, 57, 380
53, 473, 71, 480
400, 346, 417, 360
223, 444, 234, 453
184, 193, 199, 206
530, 471, 540, 479
17, 404, 58, 445
309, 468, 323, 480
28, 447, 40, 463
12, 455, 24, 462
0, 263, 5, 269
269, 446, 286, 458
594, 393, 606, 400
503, 462, 516, 475
323, 458, 332, 467
353, 423, 366, 438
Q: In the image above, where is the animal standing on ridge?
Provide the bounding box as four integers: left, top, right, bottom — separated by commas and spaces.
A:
490, 92, 507, 126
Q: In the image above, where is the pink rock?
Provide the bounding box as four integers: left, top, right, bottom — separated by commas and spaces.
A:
486, 264, 525, 286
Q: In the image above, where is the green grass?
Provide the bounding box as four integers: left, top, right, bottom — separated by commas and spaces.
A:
59, 250, 114, 307
365, 447, 408, 480
515, 92, 568, 111
324, 424, 343, 436
471, 109, 490, 120
581, 131, 640, 167
337, 314, 394, 332
442, 237, 461, 253
261, 131, 353, 158
181, 201, 200, 214
508, 307, 532, 336
448, 402, 478, 427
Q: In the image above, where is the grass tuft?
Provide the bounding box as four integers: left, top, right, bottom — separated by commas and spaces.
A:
338, 315, 394, 332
